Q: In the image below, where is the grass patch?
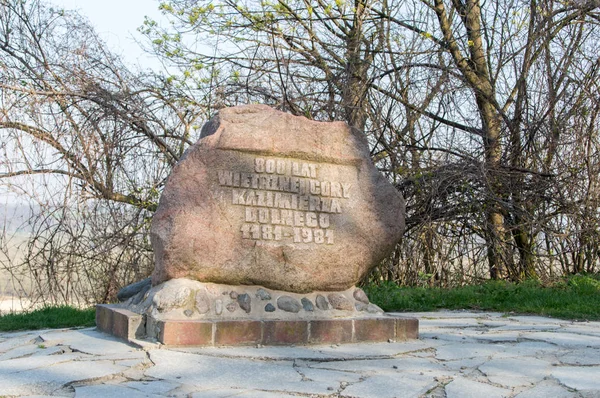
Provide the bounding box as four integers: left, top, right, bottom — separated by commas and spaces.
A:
0, 305, 96, 332
364, 274, 600, 321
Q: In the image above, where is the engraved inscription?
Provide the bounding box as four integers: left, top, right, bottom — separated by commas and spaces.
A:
218, 157, 352, 245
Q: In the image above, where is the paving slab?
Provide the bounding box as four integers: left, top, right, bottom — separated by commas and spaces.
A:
521, 331, 600, 348
478, 357, 553, 388
2, 310, 599, 397
558, 348, 600, 365
552, 366, 600, 391
340, 372, 437, 398
513, 379, 578, 398
306, 356, 453, 379
445, 376, 512, 398
74, 383, 164, 398
145, 349, 356, 396
39, 328, 138, 356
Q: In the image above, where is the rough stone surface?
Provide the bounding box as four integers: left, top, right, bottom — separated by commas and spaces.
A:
124, 279, 378, 322
277, 296, 302, 313
150, 104, 405, 293
366, 303, 384, 314
315, 295, 329, 310
237, 293, 251, 313
117, 278, 151, 302
301, 297, 314, 312
265, 303, 276, 312
130, 284, 151, 305
327, 293, 353, 311
256, 288, 271, 300
353, 288, 370, 304
194, 290, 210, 314
153, 286, 191, 312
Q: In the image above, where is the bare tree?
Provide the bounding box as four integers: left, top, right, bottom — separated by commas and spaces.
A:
149, 0, 600, 283
0, 0, 204, 304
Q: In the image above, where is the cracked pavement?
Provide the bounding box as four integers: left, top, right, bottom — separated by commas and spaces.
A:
1, 311, 599, 397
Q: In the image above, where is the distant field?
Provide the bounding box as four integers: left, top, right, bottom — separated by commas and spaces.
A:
0, 203, 35, 313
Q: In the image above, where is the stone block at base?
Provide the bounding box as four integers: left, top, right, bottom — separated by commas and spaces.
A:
96, 304, 419, 346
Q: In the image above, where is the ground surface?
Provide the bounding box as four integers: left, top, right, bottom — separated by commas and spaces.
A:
1, 311, 599, 397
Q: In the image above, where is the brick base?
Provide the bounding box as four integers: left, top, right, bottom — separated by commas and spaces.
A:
96, 304, 418, 346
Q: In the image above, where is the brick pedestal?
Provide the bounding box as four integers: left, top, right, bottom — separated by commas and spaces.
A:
97, 304, 419, 346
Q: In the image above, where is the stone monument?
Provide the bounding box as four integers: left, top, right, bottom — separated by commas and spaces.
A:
97, 105, 418, 346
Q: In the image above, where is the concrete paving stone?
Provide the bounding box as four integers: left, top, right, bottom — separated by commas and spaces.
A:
233, 391, 304, 397
558, 348, 600, 365
0, 352, 83, 374
340, 372, 437, 398
39, 328, 138, 356
314, 340, 433, 359
419, 331, 481, 344
513, 379, 578, 398
418, 318, 484, 329
81, 350, 147, 362
172, 345, 339, 361
441, 357, 488, 373
505, 316, 570, 325
178, 340, 433, 361
0, 343, 48, 360
74, 383, 164, 398
308, 356, 454, 379
190, 388, 299, 397
145, 349, 354, 396
494, 324, 562, 331
0, 331, 40, 353
580, 392, 600, 398
390, 311, 504, 319
122, 380, 182, 395
560, 325, 600, 337
296, 363, 364, 385
444, 376, 512, 398
478, 319, 518, 328
15, 395, 57, 398
493, 341, 566, 359
552, 366, 600, 391
459, 330, 521, 342
521, 332, 600, 348
0, 359, 128, 395
116, 358, 147, 367
434, 342, 508, 360
478, 357, 553, 387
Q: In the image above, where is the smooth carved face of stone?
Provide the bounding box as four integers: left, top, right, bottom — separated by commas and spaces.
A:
151, 105, 405, 293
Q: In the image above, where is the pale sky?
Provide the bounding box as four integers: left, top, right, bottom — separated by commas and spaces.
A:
50, 0, 165, 68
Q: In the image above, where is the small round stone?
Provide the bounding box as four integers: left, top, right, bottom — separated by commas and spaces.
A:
353, 288, 370, 304
315, 294, 329, 310
194, 289, 210, 314
277, 296, 302, 313
184, 309, 193, 317
265, 303, 276, 312
226, 302, 238, 312
256, 288, 272, 300
327, 293, 354, 311
237, 293, 251, 313
301, 297, 314, 311
366, 303, 384, 314
215, 299, 223, 315
355, 301, 368, 311
229, 291, 238, 299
